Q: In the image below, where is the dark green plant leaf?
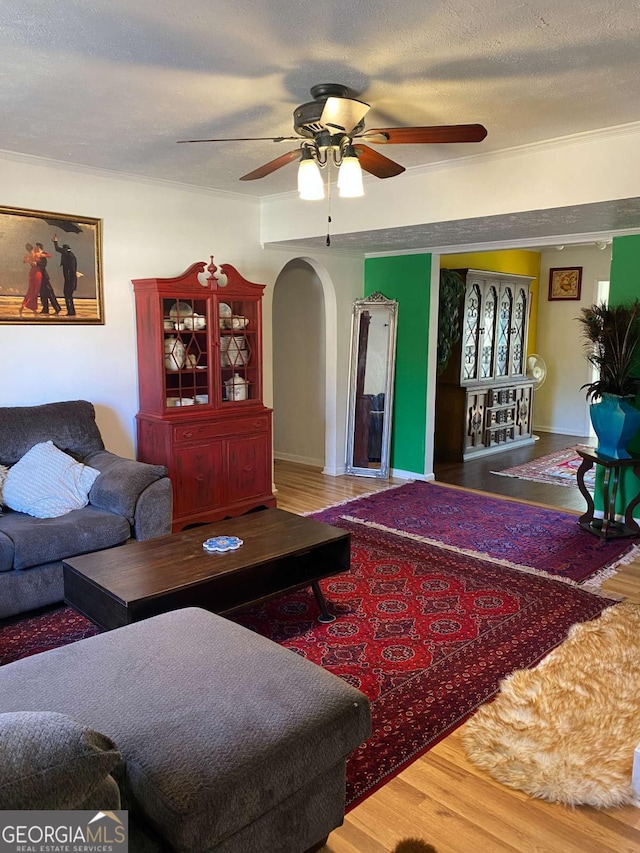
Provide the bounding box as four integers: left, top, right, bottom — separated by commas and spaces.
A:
437, 269, 466, 375
577, 299, 640, 400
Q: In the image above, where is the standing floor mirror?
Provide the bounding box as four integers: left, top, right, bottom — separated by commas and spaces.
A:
345, 292, 398, 478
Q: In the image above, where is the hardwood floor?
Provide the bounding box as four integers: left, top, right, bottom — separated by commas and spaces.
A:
273, 441, 640, 853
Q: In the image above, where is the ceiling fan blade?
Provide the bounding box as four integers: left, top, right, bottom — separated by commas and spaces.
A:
361, 124, 488, 145
239, 148, 302, 181
320, 96, 370, 134
177, 135, 299, 144
353, 145, 405, 179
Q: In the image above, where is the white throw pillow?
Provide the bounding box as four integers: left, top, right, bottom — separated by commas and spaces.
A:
3, 441, 100, 518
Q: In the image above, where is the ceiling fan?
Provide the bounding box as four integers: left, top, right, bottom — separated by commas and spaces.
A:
178, 83, 488, 190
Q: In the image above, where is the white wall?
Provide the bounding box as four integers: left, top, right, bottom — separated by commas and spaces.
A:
0, 153, 263, 457
534, 245, 612, 436
0, 153, 365, 476
272, 260, 325, 467
261, 248, 364, 475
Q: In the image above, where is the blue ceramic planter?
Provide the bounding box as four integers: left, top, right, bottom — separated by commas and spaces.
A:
590, 393, 640, 459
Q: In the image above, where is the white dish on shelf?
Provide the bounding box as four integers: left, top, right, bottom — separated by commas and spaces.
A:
184, 314, 207, 331
169, 301, 193, 320
231, 316, 249, 329
226, 348, 249, 366
219, 302, 232, 318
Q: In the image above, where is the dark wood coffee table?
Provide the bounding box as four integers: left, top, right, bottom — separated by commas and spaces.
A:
63, 508, 349, 631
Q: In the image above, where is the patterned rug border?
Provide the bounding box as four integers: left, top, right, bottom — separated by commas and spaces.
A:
309, 481, 633, 584
340, 515, 620, 598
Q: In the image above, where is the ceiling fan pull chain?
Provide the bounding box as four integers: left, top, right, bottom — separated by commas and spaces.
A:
326, 162, 333, 247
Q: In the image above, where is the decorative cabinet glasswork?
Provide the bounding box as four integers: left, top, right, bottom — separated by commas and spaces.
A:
435, 269, 535, 461
133, 258, 275, 530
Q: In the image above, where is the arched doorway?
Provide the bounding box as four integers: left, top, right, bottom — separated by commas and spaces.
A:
271, 257, 340, 474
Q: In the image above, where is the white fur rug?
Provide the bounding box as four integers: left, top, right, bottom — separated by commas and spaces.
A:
462, 603, 640, 807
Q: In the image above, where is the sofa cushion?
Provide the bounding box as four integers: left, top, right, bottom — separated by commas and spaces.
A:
0, 463, 8, 506
0, 608, 371, 853
0, 505, 130, 570
0, 531, 14, 572
0, 401, 105, 466
4, 441, 100, 519
0, 711, 121, 810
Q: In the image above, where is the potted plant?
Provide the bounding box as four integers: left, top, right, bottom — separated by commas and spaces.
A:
577, 299, 640, 458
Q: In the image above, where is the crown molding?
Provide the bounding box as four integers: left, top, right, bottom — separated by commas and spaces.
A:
402, 120, 640, 179
260, 120, 640, 203
0, 147, 259, 203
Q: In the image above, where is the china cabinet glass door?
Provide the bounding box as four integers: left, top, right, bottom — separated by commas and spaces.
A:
461, 283, 482, 381
216, 296, 259, 405
162, 296, 210, 409
495, 285, 513, 378
510, 286, 528, 376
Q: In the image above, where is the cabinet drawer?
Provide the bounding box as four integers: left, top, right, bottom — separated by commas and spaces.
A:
488, 387, 517, 406
485, 425, 516, 446
486, 407, 515, 427
174, 416, 269, 444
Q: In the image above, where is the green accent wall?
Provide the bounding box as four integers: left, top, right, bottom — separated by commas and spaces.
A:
610, 234, 640, 303
595, 235, 640, 515
364, 254, 432, 475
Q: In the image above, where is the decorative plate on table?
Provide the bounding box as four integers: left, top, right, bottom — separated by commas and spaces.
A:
202, 536, 243, 553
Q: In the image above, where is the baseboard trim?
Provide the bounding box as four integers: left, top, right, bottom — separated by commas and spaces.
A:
390, 468, 431, 481
274, 451, 324, 468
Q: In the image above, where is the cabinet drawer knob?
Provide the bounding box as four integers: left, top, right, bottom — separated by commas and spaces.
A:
194, 475, 204, 483
243, 465, 253, 473
183, 431, 193, 439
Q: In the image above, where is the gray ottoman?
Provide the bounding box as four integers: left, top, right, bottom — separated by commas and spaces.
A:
0, 607, 371, 853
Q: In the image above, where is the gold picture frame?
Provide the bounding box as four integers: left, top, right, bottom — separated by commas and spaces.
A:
0, 205, 103, 324
548, 266, 582, 301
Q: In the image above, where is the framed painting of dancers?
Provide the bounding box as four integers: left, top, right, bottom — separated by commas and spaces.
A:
0, 205, 103, 324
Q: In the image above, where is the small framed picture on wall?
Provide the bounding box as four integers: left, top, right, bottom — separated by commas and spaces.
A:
548, 266, 582, 301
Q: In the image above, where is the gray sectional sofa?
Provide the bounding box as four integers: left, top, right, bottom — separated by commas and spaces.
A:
0, 607, 372, 853
0, 400, 173, 619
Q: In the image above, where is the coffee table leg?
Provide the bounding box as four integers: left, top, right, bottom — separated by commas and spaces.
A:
312, 581, 336, 623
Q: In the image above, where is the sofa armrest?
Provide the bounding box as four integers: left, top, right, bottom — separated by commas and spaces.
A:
85, 451, 168, 526
131, 477, 173, 540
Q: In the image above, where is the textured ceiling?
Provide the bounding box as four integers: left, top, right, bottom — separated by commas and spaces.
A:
3, 0, 640, 201
271, 198, 640, 255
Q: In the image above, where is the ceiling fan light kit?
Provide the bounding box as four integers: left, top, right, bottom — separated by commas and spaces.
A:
178, 83, 488, 202
336, 145, 364, 198
297, 148, 325, 200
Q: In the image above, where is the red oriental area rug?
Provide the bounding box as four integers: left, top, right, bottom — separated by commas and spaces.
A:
0, 521, 615, 808
237, 522, 611, 805
311, 481, 632, 584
